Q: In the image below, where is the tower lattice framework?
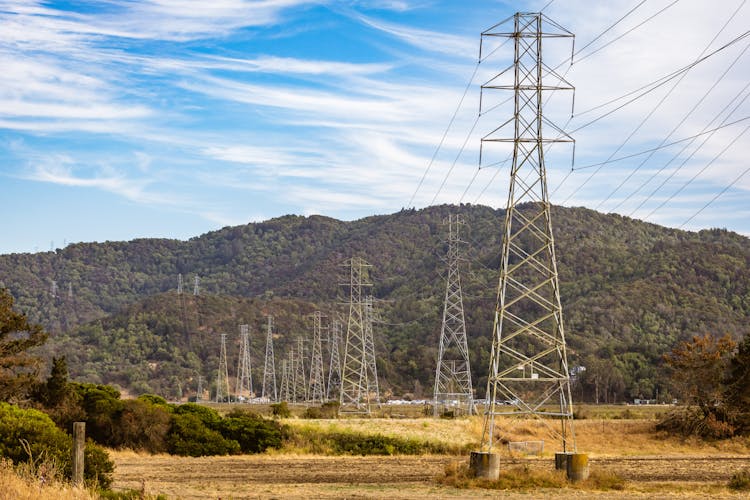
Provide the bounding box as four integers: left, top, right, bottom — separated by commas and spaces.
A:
293, 337, 307, 403
480, 12, 576, 453
215, 333, 230, 403
309, 311, 326, 403
434, 214, 474, 416
261, 315, 278, 402
235, 324, 253, 400
340, 257, 379, 413
326, 316, 343, 401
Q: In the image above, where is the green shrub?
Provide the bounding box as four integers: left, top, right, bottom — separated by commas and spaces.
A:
85, 440, 115, 489
0, 402, 114, 489
220, 409, 283, 453
167, 412, 240, 456
116, 398, 171, 452
271, 401, 291, 418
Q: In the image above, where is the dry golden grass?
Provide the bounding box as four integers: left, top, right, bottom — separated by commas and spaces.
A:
0, 459, 94, 500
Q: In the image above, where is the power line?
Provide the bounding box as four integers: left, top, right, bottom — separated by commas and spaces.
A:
629, 82, 750, 217
408, 62, 480, 208
594, 1, 748, 211
572, 116, 750, 171
574, 0, 682, 65
559, 30, 750, 205
572, 0, 649, 58
643, 122, 750, 221
681, 162, 750, 229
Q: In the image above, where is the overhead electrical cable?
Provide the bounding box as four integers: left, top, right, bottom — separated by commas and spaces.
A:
573, 0, 681, 65
628, 82, 750, 217
642, 122, 750, 221
408, 62, 481, 208
680, 162, 750, 229
572, 116, 750, 171
594, 0, 748, 211
556, 30, 750, 203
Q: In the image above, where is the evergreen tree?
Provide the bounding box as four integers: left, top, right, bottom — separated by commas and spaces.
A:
726, 333, 750, 432
0, 288, 47, 401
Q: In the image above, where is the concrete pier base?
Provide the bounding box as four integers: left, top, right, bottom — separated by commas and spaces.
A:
554, 451, 572, 471
566, 453, 589, 482
469, 451, 500, 480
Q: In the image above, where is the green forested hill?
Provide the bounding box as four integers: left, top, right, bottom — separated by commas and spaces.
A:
1, 204, 748, 402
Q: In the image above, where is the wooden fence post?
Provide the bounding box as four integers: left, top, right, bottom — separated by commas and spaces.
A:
72, 422, 85, 486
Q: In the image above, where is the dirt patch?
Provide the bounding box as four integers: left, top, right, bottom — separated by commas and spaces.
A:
112, 453, 750, 498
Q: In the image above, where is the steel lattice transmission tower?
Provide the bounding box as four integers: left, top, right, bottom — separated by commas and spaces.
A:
279, 358, 291, 401
479, 12, 577, 453
235, 324, 253, 400
326, 317, 343, 401
363, 296, 380, 404
215, 333, 230, 403
434, 214, 474, 416
293, 337, 307, 403
340, 257, 379, 412
261, 315, 278, 402
309, 311, 326, 403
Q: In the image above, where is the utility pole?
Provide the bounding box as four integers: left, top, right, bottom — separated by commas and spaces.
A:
261, 315, 277, 402
340, 257, 378, 413
479, 12, 576, 454
326, 316, 343, 401
235, 324, 253, 400
434, 214, 474, 416
215, 333, 230, 403
309, 311, 326, 403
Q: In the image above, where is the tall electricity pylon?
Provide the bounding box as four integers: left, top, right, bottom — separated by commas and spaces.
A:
326, 317, 343, 401
215, 333, 230, 403
193, 275, 200, 296
309, 311, 326, 403
261, 315, 278, 402
479, 12, 576, 454
236, 324, 253, 400
434, 214, 474, 416
340, 257, 379, 413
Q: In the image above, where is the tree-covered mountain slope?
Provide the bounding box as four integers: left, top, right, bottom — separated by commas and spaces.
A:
2, 204, 748, 401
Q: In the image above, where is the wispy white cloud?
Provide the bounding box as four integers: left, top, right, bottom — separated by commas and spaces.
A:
355, 13, 476, 57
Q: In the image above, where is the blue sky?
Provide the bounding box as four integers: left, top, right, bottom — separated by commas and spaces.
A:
1, 0, 748, 254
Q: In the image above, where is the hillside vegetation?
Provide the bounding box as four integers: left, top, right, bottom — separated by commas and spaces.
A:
1, 204, 748, 401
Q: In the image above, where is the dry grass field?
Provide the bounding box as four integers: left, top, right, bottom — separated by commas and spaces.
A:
108, 412, 750, 499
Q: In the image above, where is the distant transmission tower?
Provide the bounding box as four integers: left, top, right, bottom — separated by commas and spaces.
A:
326, 317, 343, 401
279, 358, 291, 401
293, 337, 307, 403
50, 280, 58, 298
261, 315, 278, 402
479, 13, 576, 454
215, 333, 230, 403
434, 214, 474, 416
363, 296, 380, 404
340, 257, 379, 412
67, 282, 73, 300
308, 311, 326, 403
235, 324, 253, 400
193, 275, 200, 296
177, 273, 183, 294
196, 374, 203, 402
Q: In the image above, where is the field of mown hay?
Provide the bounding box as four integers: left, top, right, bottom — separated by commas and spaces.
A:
110, 410, 750, 498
